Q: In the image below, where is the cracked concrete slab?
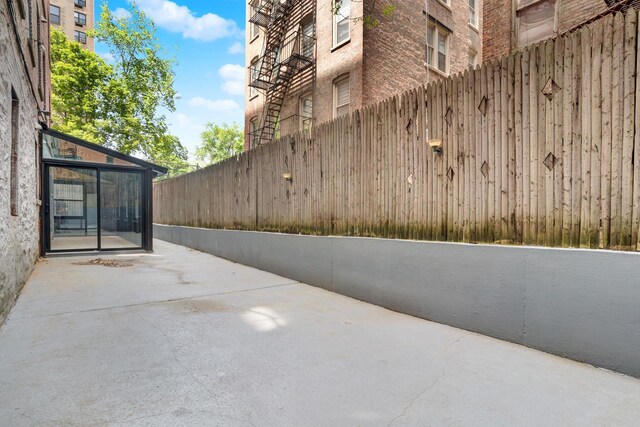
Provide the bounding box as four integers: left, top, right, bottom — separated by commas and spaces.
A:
0, 240, 639, 426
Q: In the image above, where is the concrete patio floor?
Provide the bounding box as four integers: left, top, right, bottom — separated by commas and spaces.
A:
1, 240, 639, 426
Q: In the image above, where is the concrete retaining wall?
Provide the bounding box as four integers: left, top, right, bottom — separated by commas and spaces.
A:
154, 224, 640, 378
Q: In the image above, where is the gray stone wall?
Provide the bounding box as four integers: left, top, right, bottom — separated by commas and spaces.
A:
0, 3, 45, 325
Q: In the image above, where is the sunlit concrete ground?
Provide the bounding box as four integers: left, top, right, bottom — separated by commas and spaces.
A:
1, 240, 639, 426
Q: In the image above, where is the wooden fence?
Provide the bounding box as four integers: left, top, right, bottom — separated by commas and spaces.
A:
155, 11, 640, 251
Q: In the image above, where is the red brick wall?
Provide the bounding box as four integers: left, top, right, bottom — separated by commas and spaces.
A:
483, 0, 611, 62
363, 0, 483, 106
483, 0, 512, 61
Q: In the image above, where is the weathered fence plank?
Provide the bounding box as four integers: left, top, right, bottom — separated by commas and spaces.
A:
153, 12, 640, 252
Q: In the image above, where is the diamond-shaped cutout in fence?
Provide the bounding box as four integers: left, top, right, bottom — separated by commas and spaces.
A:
544, 152, 558, 171
445, 107, 453, 125
447, 167, 455, 181
478, 96, 488, 116
407, 173, 414, 185
480, 161, 489, 177
541, 78, 561, 101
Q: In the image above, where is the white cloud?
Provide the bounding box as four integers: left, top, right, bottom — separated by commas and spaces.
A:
112, 7, 132, 20
98, 52, 115, 63
227, 42, 243, 54
218, 64, 244, 80
188, 97, 239, 111
218, 64, 245, 96
136, 0, 238, 41
221, 81, 244, 96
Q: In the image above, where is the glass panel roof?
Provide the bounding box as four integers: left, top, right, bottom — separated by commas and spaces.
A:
42, 133, 142, 168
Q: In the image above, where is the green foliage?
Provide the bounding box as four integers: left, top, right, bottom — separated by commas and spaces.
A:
50, 2, 189, 177
91, 2, 178, 159
50, 29, 112, 142
194, 123, 244, 165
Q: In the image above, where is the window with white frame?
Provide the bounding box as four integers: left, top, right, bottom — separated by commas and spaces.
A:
300, 92, 313, 130
516, 0, 556, 47
469, 0, 478, 27
333, 0, 350, 47
333, 75, 350, 118
249, 57, 259, 98
250, 0, 259, 40
250, 117, 259, 148
301, 17, 314, 58
427, 23, 449, 74
468, 50, 477, 69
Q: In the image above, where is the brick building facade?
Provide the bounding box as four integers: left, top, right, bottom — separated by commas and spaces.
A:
483, 0, 639, 61
49, 0, 94, 51
0, 0, 51, 324
245, 0, 482, 150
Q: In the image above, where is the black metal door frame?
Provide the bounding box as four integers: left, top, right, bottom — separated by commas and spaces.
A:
43, 162, 146, 254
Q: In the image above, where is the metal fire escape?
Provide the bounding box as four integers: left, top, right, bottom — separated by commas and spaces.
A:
249, 0, 315, 146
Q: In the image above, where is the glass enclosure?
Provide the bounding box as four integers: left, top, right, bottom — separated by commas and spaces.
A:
46, 166, 144, 252
42, 129, 164, 254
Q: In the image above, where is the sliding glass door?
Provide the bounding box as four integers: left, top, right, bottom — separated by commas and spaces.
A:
47, 166, 98, 251
100, 171, 143, 249
45, 166, 143, 252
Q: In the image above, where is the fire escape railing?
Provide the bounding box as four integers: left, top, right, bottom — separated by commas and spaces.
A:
248, 0, 315, 146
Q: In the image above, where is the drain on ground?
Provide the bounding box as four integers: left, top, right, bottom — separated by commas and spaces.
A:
72, 258, 134, 268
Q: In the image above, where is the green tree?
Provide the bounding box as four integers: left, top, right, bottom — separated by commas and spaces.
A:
50, 29, 112, 142
49, 2, 190, 177
91, 2, 179, 160
195, 123, 244, 165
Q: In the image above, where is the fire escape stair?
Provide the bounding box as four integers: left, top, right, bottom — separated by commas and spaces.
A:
248, 0, 315, 145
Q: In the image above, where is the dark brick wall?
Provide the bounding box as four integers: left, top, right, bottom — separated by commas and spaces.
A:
483, 0, 612, 61
363, 0, 482, 106
483, 0, 512, 61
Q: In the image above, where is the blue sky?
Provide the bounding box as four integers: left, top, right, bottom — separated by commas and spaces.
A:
96, 0, 246, 159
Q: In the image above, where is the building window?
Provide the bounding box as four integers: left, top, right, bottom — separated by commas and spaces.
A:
469, 0, 478, 27
427, 23, 449, 74
74, 11, 86, 26
333, 0, 350, 47
468, 50, 477, 69
301, 17, 314, 58
250, 117, 259, 148
74, 30, 86, 44
74, 0, 86, 8
516, 0, 556, 47
50, 5, 60, 25
10, 88, 19, 217
249, 57, 259, 98
300, 92, 313, 131
333, 75, 350, 118
250, 0, 259, 40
